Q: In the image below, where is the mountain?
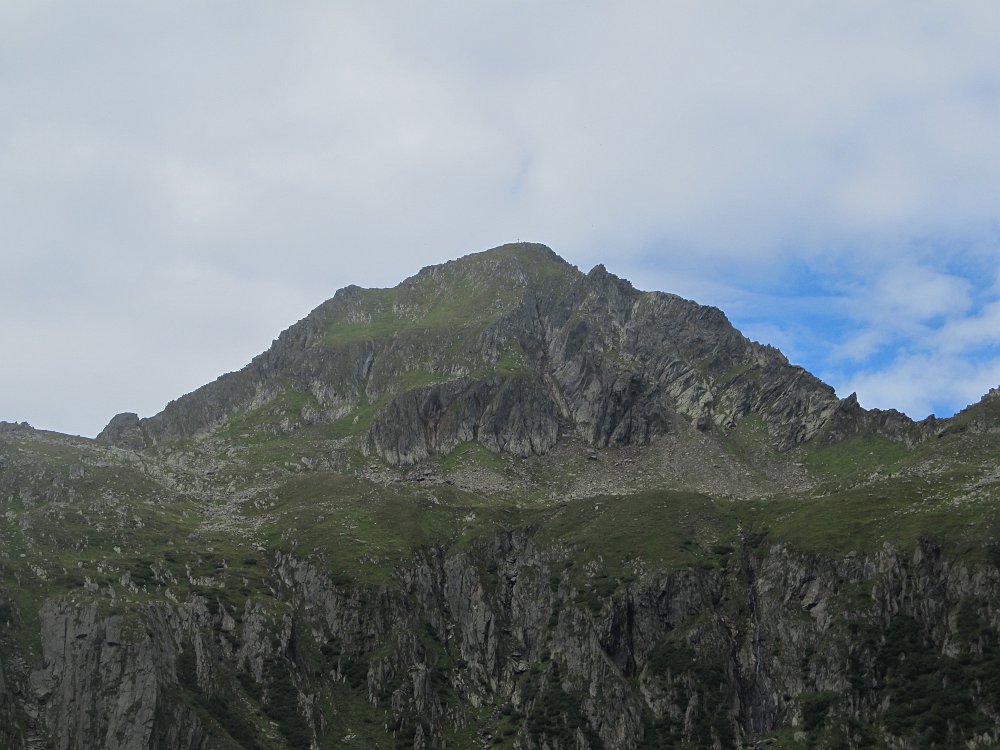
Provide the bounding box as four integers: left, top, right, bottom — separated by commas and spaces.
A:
1, 242, 999, 750
99, 243, 912, 493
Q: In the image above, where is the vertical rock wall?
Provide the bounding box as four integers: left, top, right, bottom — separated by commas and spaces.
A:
4, 534, 1000, 749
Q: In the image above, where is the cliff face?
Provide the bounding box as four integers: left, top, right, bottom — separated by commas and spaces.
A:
265, 535, 1000, 749
365, 377, 561, 465
0, 658, 25, 750
28, 602, 209, 750
15, 531, 1000, 749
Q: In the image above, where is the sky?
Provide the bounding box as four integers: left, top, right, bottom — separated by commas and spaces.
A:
4, 1, 1000, 437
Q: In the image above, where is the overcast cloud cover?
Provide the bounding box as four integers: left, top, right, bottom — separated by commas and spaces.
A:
4, 1, 1000, 436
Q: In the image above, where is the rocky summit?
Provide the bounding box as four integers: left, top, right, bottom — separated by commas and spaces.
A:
2, 242, 1000, 750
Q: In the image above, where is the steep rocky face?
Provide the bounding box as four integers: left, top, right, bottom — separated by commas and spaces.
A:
364, 377, 560, 465
0, 658, 25, 750
108, 246, 578, 448
315, 534, 997, 748
29, 602, 205, 750
13, 530, 1000, 750
527, 264, 844, 451
100, 243, 914, 465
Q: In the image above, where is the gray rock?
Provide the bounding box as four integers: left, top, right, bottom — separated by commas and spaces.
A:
364, 377, 559, 465
96, 412, 148, 450
0, 658, 25, 749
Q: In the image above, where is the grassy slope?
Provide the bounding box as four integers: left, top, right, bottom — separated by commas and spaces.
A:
6, 420, 997, 617
320, 244, 573, 348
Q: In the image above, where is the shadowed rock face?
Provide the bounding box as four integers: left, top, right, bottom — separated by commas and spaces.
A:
101, 243, 911, 462
0, 659, 25, 750
364, 377, 561, 465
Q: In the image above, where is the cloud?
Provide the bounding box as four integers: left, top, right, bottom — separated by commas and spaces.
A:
3, 2, 1000, 433
741, 260, 1000, 417
832, 330, 890, 364
845, 353, 1000, 419
929, 299, 1000, 355
868, 265, 973, 326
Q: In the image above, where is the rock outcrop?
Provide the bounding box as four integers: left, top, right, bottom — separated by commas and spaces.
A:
96, 412, 148, 450
29, 602, 205, 750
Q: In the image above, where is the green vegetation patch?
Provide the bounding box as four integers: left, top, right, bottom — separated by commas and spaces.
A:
438, 441, 509, 474
321, 285, 511, 349
248, 473, 513, 585
217, 389, 318, 440
725, 414, 778, 463
744, 477, 1000, 558
803, 435, 911, 483
524, 662, 603, 748
400, 369, 449, 390
323, 397, 388, 441
493, 348, 529, 377
178, 648, 267, 750
533, 490, 740, 575
320, 244, 572, 350
874, 609, 999, 746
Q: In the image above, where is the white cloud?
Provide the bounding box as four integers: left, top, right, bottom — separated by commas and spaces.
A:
870, 264, 972, 328
0, 257, 313, 436
926, 299, 1000, 355
832, 330, 890, 364
787, 263, 1000, 416
846, 353, 1000, 419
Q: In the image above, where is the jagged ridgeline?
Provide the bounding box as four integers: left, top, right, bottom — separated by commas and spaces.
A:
2, 242, 1000, 749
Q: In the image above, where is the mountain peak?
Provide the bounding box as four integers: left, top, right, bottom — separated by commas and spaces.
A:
102, 241, 917, 470
411, 241, 578, 287
471, 240, 566, 265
